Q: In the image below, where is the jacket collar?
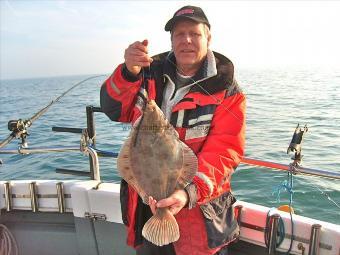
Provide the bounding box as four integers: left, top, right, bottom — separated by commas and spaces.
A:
152, 50, 235, 95
163, 49, 217, 86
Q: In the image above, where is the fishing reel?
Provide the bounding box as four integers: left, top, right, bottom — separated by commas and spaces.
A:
7, 119, 32, 148
80, 128, 94, 156
287, 124, 308, 165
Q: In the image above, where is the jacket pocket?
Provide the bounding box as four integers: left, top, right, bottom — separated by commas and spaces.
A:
200, 192, 239, 248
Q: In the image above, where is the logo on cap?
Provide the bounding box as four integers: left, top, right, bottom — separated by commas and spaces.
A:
176, 8, 194, 16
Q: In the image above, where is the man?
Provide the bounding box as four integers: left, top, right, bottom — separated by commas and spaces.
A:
101, 5, 246, 255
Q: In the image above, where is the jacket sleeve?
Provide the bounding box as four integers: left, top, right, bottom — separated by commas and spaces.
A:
100, 64, 142, 123
190, 92, 246, 205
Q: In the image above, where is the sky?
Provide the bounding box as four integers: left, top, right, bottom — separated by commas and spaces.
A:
1, 0, 340, 80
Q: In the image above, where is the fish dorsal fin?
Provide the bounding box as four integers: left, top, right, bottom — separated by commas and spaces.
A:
176, 143, 198, 189
117, 135, 148, 203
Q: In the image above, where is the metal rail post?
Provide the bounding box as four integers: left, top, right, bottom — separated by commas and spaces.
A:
4, 182, 12, 212
86, 106, 96, 180
268, 214, 280, 255
56, 182, 66, 213
308, 224, 321, 255
29, 182, 39, 212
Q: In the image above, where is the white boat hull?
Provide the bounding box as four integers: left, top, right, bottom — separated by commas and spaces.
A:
1, 180, 339, 255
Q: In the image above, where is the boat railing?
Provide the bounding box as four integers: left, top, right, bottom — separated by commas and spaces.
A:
0, 105, 339, 181
0, 105, 103, 181
241, 157, 340, 180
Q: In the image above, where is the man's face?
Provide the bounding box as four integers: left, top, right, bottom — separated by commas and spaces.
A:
171, 20, 210, 74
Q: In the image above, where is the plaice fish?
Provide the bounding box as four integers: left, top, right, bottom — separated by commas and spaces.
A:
117, 100, 197, 246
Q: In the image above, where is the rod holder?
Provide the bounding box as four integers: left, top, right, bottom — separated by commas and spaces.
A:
308, 224, 321, 255
4, 181, 12, 212
29, 182, 39, 212
86, 106, 96, 180
87, 146, 101, 182
267, 214, 280, 255
56, 182, 65, 213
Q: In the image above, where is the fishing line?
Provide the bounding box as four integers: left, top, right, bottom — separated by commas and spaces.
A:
165, 55, 244, 125
132, 68, 149, 147
120, 52, 244, 125
0, 74, 107, 148
30, 74, 107, 123
311, 182, 340, 211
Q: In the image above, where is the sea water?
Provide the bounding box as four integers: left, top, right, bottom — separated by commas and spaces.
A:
0, 67, 339, 224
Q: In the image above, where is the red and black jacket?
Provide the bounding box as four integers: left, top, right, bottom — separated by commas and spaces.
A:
100, 51, 246, 254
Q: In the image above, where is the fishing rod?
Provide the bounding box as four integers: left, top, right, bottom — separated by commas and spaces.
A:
0, 74, 107, 149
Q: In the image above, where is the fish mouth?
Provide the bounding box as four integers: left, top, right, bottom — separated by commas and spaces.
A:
147, 101, 157, 111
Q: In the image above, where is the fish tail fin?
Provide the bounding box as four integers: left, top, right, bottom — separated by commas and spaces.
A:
142, 208, 179, 246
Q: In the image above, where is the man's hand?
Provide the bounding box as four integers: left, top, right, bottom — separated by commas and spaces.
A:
148, 190, 188, 216
124, 39, 153, 76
